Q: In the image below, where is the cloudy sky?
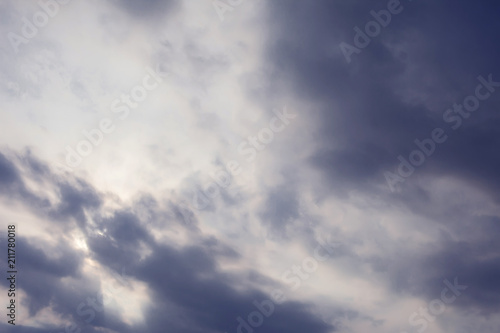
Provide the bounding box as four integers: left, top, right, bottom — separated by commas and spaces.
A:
1, 0, 500, 332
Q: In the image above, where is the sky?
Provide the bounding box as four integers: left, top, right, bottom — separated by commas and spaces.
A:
1, 0, 500, 332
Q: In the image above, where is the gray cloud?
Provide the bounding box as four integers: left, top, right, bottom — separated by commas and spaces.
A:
0, 150, 336, 333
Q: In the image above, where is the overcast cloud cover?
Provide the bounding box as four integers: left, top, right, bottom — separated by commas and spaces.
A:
1, 0, 500, 332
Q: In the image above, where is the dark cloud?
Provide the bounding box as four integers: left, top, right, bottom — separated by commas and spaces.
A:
263, 0, 500, 197
2, 1, 500, 331
260, 183, 300, 238
0, 236, 85, 316
0, 152, 20, 185
0, 151, 51, 211
0, 151, 337, 333
257, 0, 500, 320
50, 180, 102, 227
110, 0, 181, 19
382, 214, 500, 315
132, 244, 334, 333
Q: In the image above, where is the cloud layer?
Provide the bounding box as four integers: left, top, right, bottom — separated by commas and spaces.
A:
1, 0, 500, 333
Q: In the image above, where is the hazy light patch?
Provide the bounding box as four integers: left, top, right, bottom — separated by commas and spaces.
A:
20, 303, 68, 330
0, 200, 60, 247
72, 232, 89, 253
99, 271, 150, 327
